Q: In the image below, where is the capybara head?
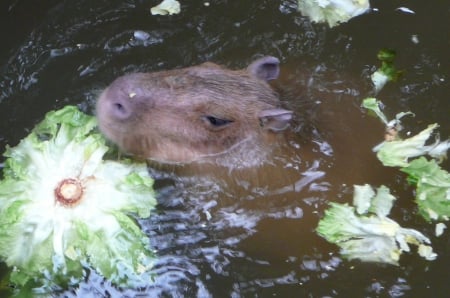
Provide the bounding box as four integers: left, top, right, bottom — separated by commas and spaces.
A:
96, 56, 293, 166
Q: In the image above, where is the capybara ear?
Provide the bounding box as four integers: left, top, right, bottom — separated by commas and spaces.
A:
258, 108, 293, 132
247, 56, 280, 81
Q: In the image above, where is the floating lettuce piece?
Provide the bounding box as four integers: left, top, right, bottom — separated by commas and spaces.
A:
317, 185, 436, 265
370, 71, 390, 94
363, 98, 449, 167
362, 97, 414, 132
363, 98, 450, 224
371, 49, 403, 93
151, 0, 181, 15
297, 0, 370, 28
401, 157, 450, 221
374, 124, 445, 167
353, 184, 375, 214
362, 97, 389, 125
0, 106, 157, 293
369, 185, 396, 218
435, 223, 447, 237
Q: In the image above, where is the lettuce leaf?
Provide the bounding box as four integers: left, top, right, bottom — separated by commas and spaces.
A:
374, 124, 445, 167
151, 0, 181, 15
371, 49, 403, 93
352, 184, 396, 217
362, 98, 450, 167
362, 97, 450, 223
317, 185, 436, 265
297, 0, 370, 28
0, 106, 157, 293
401, 157, 450, 221
362, 97, 389, 125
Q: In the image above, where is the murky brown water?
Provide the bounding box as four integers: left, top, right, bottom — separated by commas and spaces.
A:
0, 0, 449, 297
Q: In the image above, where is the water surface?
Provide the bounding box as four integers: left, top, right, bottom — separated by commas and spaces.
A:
0, 0, 449, 297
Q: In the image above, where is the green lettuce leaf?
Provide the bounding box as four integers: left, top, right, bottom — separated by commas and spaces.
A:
297, 0, 370, 28
317, 185, 436, 265
363, 98, 450, 224
150, 0, 180, 15
374, 124, 443, 167
401, 157, 450, 221
362, 97, 414, 131
0, 106, 157, 293
363, 98, 449, 167
362, 97, 389, 125
369, 185, 396, 218
370, 49, 403, 93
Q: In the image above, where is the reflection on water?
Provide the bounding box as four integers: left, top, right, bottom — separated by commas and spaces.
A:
0, 0, 449, 297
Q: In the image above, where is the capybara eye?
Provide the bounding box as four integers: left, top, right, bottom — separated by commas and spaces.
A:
203, 116, 233, 127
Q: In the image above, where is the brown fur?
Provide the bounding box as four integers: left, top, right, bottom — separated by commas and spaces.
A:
96, 58, 291, 167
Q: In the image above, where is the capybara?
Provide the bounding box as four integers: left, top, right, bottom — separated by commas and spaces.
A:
96, 56, 293, 167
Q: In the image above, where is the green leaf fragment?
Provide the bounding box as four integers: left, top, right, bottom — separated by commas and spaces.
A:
362, 97, 388, 124
317, 185, 434, 265
370, 185, 396, 218
151, 0, 180, 15
374, 124, 446, 167
363, 98, 450, 222
435, 223, 447, 237
353, 184, 375, 214
401, 157, 450, 221
370, 49, 404, 93
297, 0, 370, 28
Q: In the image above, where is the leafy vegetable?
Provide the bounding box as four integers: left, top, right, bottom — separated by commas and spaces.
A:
368, 185, 397, 218
362, 98, 450, 167
374, 124, 445, 167
362, 97, 389, 125
435, 223, 447, 237
297, 0, 370, 28
362, 98, 450, 222
401, 157, 450, 221
0, 106, 157, 293
362, 97, 414, 132
317, 185, 436, 265
151, 0, 181, 15
371, 49, 403, 93
353, 184, 375, 214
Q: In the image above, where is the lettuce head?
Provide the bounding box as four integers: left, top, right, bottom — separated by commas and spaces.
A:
0, 106, 157, 292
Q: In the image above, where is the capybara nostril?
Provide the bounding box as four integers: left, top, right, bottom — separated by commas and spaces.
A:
111, 101, 131, 120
